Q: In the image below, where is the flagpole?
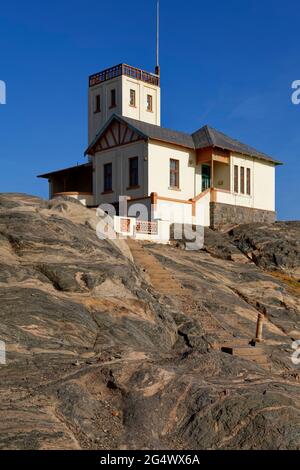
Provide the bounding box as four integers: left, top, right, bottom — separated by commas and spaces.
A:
155, 0, 160, 76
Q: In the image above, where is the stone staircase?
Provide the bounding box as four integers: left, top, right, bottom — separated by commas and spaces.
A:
127, 239, 185, 295
182, 297, 233, 342
128, 239, 270, 368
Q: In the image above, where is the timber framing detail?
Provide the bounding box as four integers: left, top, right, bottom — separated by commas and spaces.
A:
196, 146, 230, 165
86, 118, 145, 155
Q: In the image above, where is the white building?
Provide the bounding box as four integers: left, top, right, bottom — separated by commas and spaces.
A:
39, 63, 282, 232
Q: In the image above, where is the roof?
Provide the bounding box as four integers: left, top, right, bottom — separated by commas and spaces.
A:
121, 115, 196, 149
84, 114, 195, 156
192, 126, 282, 164
85, 114, 282, 165
38, 162, 92, 179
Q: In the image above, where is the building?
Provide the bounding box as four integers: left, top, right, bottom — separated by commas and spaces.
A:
38, 63, 282, 232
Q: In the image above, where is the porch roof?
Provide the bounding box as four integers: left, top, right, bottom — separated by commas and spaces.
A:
192, 126, 283, 165
38, 163, 92, 179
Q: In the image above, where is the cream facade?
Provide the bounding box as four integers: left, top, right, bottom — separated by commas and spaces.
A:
148, 141, 196, 200
92, 140, 148, 206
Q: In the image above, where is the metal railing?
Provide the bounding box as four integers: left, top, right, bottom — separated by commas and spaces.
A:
89, 64, 160, 88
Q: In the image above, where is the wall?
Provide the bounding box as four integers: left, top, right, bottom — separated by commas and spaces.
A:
92, 140, 148, 206
88, 76, 123, 144
154, 198, 194, 224
122, 76, 160, 126
210, 202, 276, 229
127, 197, 152, 221
213, 161, 230, 191
230, 153, 276, 211
195, 164, 202, 195
195, 190, 211, 227
148, 141, 196, 200
253, 159, 275, 211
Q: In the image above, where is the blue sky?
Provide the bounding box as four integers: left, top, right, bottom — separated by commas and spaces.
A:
0, 0, 299, 219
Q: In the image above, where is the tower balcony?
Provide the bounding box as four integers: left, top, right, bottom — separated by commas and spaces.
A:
89, 63, 160, 88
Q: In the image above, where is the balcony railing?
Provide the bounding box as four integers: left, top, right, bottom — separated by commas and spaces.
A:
89, 64, 160, 88
136, 220, 158, 235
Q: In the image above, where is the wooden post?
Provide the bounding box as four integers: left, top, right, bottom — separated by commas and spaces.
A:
255, 313, 264, 343
150, 192, 158, 219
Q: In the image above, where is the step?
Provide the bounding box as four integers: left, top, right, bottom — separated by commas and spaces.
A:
221, 346, 266, 356
128, 240, 191, 297
221, 339, 252, 347
251, 356, 269, 365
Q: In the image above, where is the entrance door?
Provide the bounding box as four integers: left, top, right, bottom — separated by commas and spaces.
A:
202, 164, 211, 191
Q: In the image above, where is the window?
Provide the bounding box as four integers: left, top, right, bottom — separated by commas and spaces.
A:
104, 163, 112, 192
202, 164, 211, 191
129, 157, 139, 188
130, 89, 136, 107
170, 159, 180, 188
247, 168, 251, 195
240, 167, 245, 194
147, 94, 153, 112
94, 94, 101, 113
110, 89, 116, 108
234, 165, 239, 193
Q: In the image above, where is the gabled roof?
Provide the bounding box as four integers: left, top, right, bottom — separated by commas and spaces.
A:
85, 114, 282, 165
84, 114, 194, 155
120, 115, 195, 150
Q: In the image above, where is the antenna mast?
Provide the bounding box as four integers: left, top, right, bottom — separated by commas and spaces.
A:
155, 0, 160, 76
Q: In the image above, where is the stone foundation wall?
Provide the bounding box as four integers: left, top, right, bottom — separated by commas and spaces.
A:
210, 202, 276, 229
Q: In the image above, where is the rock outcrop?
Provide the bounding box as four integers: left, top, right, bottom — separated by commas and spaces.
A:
0, 194, 299, 450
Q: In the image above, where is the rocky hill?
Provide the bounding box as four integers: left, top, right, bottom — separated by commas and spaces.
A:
0, 193, 299, 450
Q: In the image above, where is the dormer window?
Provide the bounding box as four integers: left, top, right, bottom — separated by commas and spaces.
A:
94, 94, 101, 113
110, 89, 116, 108
147, 94, 153, 112
130, 89, 136, 107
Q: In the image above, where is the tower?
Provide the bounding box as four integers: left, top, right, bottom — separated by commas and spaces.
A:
88, 64, 161, 144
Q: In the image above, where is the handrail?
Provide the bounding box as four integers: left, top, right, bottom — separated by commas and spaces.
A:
191, 188, 211, 203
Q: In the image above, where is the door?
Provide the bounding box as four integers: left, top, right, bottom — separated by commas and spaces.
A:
202, 164, 211, 191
